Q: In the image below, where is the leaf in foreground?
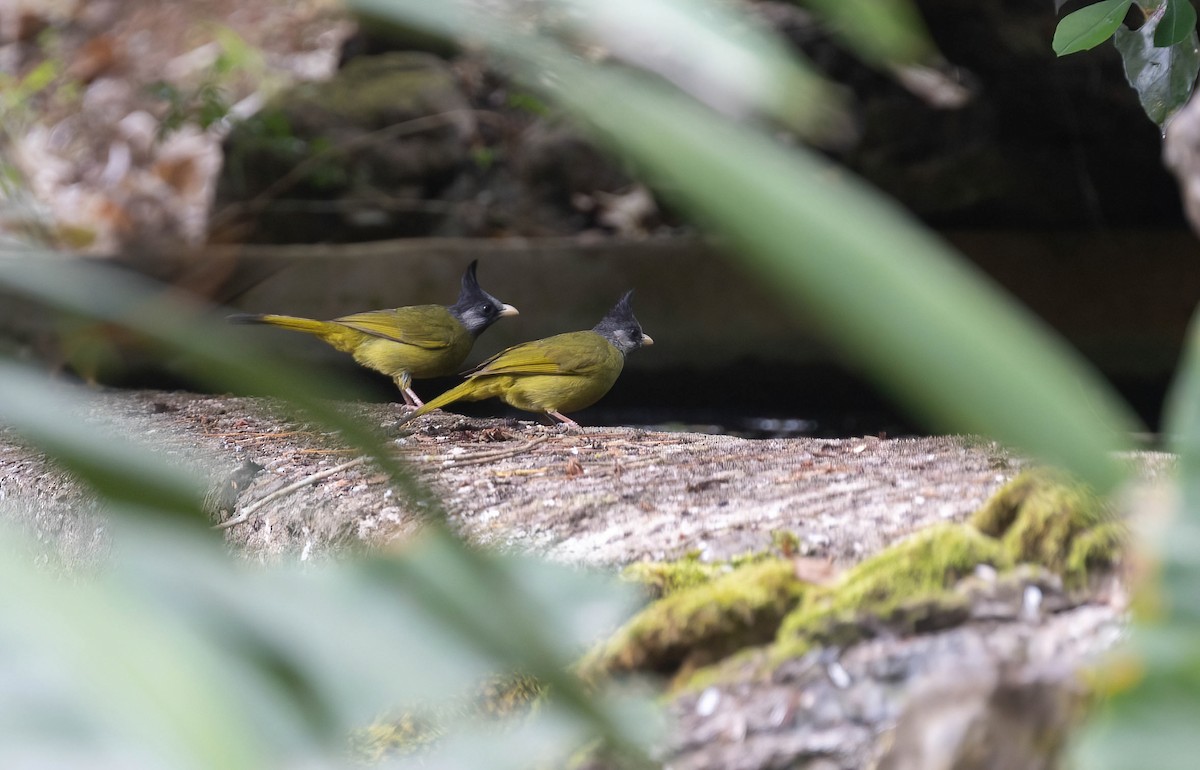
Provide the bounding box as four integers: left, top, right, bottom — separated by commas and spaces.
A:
1114, 3, 1200, 125
1053, 0, 1134, 56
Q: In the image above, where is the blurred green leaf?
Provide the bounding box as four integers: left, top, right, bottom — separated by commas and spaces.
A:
0, 248, 653, 765
0, 251, 433, 512
1073, 628, 1200, 769
1114, 3, 1200, 125
419, 691, 662, 770
1154, 0, 1197, 47
801, 0, 933, 64
0, 359, 207, 523
1072, 305, 1200, 769
0, 516, 651, 768
1053, 0, 1133, 56
357, 0, 844, 139
0, 531, 272, 770
1158, 308, 1200, 620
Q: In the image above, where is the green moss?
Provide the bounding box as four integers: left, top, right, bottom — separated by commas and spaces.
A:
588, 472, 1127, 695
674, 645, 773, 695
970, 469, 1116, 586
1066, 520, 1127, 586
775, 524, 1010, 657
579, 559, 810, 681
621, 553, 733, 599
771, 529, 802, 555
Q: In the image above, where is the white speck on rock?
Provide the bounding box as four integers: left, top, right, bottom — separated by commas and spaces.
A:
1021, 585, 1043, 621
827, 660, 851, 689
974, 564, 998, 582
695, 687, 721, 717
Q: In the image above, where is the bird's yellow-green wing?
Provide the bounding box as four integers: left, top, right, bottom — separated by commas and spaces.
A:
471, 332, 615, 377
335, 305, 460, 349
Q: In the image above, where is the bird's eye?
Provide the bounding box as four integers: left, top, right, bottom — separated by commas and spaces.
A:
480, 303, 493, 314
629, 327, 640, 337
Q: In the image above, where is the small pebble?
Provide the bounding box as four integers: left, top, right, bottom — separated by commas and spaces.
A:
695, 687, 721, 717
1022, 584, 1043, 621
827, 660, 852, 689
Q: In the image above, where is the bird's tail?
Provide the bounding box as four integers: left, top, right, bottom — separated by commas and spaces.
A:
407, 376, 509, 420
227, 313, 330, 335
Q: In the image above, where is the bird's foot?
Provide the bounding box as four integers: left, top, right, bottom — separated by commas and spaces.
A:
401, 388, 425, 409
547, 410, 580, 428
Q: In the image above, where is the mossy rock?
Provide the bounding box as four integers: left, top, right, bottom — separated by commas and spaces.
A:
621, 550, 771, 599
587, 473, 1126, 694
580, 559, 810, 681
775, 524, 1011, 656
621, 556, 733, 599
1065, 520, 1127, 584
970, 469, 1122, 587
215, 52, 473, 242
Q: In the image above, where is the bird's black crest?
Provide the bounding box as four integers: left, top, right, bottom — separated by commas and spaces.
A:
449, 259, 514, 336
603, 290, 636, 324
593, 290, 648, 355
460, 259, 481, 294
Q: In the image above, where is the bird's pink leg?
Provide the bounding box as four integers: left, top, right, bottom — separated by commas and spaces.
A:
547, 410, 579, 427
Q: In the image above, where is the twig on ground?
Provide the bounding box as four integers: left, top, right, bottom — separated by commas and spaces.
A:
214, 456, 367, 530
440, 436, 550, 467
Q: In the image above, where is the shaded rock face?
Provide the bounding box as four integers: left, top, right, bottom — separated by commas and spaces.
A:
212, 1, 1184, 244
766, 0, 1182, 228
212, 50, 657, 243
214, 52, 477, 243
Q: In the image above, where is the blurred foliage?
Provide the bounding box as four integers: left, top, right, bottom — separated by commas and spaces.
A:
0, 251, 656, 768
150, 26, 269, 136
0, 0, 1193, 766
1073, 307, 1200, 769
1053, 0, 1199, 125
0, 30, 81, 127
0, 32, 80, 247
800, 0, 933, 64
1113, 3, 1200, 125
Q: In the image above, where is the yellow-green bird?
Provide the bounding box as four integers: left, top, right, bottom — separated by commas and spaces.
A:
410, 291, 653, 426
228, 260, 517, 406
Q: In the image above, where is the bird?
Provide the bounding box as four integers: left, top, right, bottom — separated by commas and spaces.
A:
408, 290, 653, 426
228, 260, 517, 406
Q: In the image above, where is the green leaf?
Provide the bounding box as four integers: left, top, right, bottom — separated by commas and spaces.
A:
1155, 0, 1197, 47
1159, 308, 1200, 622
18, 59, 58, 98
0, 514, 651, 767
1072, 302, 1200, 770
1114, 7, 1200, 125
0, 360, 208, 523
0, 250, 652, 762
0, 532, 273, 770
0, 251, 438, 516
802, 0, 933, 64
358, 0, 843, 138
1053, 0, 1133, 56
